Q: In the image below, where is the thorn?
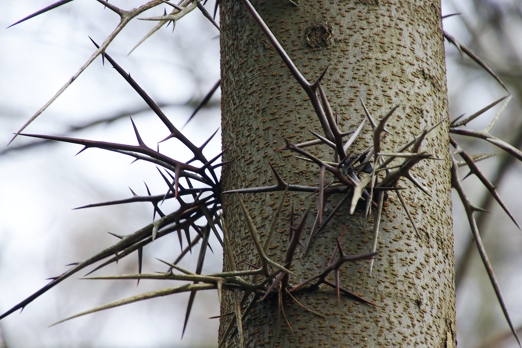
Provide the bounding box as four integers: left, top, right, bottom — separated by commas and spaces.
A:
130, 118, 146, 146
310, 66, 329, 92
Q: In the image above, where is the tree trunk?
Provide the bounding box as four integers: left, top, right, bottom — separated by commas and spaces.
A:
220, 0, 456, 346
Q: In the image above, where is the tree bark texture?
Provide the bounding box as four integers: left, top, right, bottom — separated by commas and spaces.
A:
220, 0, 456, 346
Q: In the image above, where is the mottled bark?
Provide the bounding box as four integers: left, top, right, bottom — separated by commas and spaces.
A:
220, 0, 455, 346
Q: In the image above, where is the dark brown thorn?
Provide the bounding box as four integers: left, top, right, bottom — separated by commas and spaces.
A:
318, 166, 325, 225
451, 158, 521, 346
239, 0, 334, 142
395, 190, 421, 240
213, 0, 220, 19
176, 228, 184, 252
281, 206, 311, 290
404, 172, 431, 196
156, 167, 176, 201
278, 284, 294, 333
303, 189, 351, 257
291, 251, 377, 298
262, 272, 284, 301
91, 37, 177, 131
310, 66, 329, 93
452, 139, 519, 228
146, 181, 166, 219
128, 187, 138, 196
107, 232, 124, 239
269, 162, 287, 188
96, 0, 125, 15
374, 105, 399, 156
442, 13, 461, 19
182, 226, 211, 338
205, 151, 225, 175
173, 167, 181, 198
443, 31, 509, 91
201, 205, 224, 247
197, 3, 220, 31
317, 83, 344, 157
223, 184, 319, 195
236, 194, 294, 276
7, 0, 74, 28
130, 118, 146, 146
199, 128, 220, 151
182, 80, 221, 129
295, 132, 354, 149
322, 279, 377, 306
308, 129, 336, 150
471, 205, 489, 214
263, 187, 289, 253
137, 247, 143, 286
360, 98, 377, 129
174, 234, 203, 265
284, 140, 339, 174
89, 38, 211, 166
360, 98, 391, 134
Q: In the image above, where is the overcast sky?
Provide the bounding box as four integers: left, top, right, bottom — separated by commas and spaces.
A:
1, 1, 522, 347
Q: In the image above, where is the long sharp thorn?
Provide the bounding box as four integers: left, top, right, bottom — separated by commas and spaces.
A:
268, 162, 287, 188
237, 194, 294, 276
485, 95, 512, 133
130, 118, 146, 146
374, 105, 399, 155
182, 80, 221, 129
128, 21, 168, 56
360, 98, 391, 134
442, 13, 461, 19
182, 227, 211, 338
7, 0, 74, 28
263, 187, 289, 252
395, 190, 421, 240
234, 292, 244, 347
239, 0, 334, 142
318, 166, 325, 224
197, 2, 220, 31
405, 172, 431, 196
308, 129, 336, 149
454, 140, 519, 228
451, 96, 507, 128
213, 0, 220, 20
90, 39, 208, 166
8, 32, 127, 145
137, 247, 143, 286
199, 128, 220, 151
311, 66, 329, 92
369, 192, 384, 275
444, 31, 508, 91
318, 83, 344, 157
343, 117, 367, 153
452, 159, 521, 347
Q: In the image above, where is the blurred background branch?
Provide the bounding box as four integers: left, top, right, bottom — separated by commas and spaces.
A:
1, 0, 522, 347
